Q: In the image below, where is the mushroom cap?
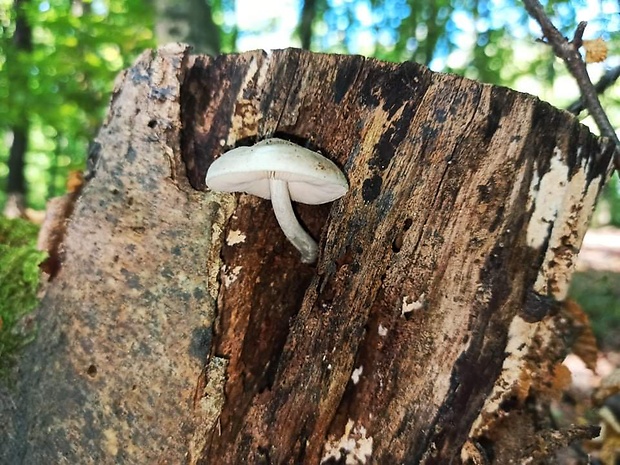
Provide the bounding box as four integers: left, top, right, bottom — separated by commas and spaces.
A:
205, 138, 348, 205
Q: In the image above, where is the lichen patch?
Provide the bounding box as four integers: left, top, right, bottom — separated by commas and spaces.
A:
526, 147, 568, 249
529, 147, 604, 299
351, 365, 364, 384
321, 419, 373, 464
226, 229, 246, 246
222, 265, 243, 287
103, 427, 119, 456
402, 293, 425, 316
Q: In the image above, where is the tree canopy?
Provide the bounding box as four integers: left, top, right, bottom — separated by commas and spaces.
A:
0, 0, 154, 208
0, 0, 618, 219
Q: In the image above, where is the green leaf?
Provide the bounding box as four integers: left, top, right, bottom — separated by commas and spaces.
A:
0, 217, 46, 380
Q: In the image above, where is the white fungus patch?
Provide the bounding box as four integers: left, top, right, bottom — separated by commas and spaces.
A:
527, 146, 606, 299
463, 141, 612, 459
526, 147, 568, 249
401, 293, 425, 316
378, 324, 388, 337
222, 265, 243, 287
351, 366, 363, 384
226, 229, 246, 246
321, 419, 373, 464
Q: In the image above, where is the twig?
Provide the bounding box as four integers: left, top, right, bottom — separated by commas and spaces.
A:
567, 65, 620, 114
522, 0, 620, 171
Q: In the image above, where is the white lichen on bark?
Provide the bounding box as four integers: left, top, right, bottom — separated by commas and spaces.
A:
322, 420, 373, 464
527, 146, 607, 299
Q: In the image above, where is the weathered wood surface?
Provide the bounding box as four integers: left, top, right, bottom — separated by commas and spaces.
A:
1, 44, 233, 463
1, 44, 615, 464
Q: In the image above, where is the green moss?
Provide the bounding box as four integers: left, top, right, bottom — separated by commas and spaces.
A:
0, 217, 46, 379
569, 271, 620, 350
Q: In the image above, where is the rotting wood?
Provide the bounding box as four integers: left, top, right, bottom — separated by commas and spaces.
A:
1, 46, 614, 465
182, 49, 614, 464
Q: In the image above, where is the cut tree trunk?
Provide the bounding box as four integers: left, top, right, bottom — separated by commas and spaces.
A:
1, 44, 615, 464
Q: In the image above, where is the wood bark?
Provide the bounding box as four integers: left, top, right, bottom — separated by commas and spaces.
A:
1, 44, 615, 464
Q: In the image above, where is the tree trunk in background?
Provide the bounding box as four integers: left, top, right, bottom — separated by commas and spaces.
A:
299, 0, 318, 50
4, 127, 28, 217
1, 45, 615, 464
4, 0, 32, 218
154, 0, 221, 55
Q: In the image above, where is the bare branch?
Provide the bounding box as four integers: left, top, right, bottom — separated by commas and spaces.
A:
567, 65, 620, 115
522, 0, 620, 171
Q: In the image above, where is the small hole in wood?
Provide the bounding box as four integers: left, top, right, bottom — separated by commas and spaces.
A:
392, 233, 404, 253
499, 395, 519, 412
147, 119, 157, 128
86, 364, 97, 377
477, 436, 495, 463
392, 218, 414, 253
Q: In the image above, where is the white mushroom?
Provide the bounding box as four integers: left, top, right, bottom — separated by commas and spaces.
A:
205, 138, 348, 263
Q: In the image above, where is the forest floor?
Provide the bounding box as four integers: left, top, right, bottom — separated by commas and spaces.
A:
569, 225, 620, 376
561, 226, 620, 464
573, 226, 620, 349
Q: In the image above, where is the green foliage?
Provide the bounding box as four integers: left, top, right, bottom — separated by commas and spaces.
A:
0, 0, 156, 210
602, 173, 620, 227
0, 217, 46, 379
1, 0, 618, 213
210, 0, 237, 53
303, 0, 618, 118
570, 270, 620, 350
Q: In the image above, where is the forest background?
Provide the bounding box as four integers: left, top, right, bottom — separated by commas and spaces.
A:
0, 0, 619, 356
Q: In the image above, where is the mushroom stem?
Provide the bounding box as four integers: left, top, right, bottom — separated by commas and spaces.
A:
269, 177, 318, 263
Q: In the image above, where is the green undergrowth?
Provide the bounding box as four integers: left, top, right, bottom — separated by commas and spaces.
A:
0, 217, 46, 380
570, 270, 620, 351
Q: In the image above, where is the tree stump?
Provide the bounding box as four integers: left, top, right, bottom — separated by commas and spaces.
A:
1, 44, 615, 464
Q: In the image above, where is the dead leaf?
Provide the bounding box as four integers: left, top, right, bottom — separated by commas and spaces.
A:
552, 363, 573, 394
583, 38, 608, 63
66, 170, 84, 193
564, 299, 598, 371
595, 370, 620, 406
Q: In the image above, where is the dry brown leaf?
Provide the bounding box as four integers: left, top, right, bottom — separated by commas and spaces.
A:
583, 38, 608, 63
66, 170, 84, 193
564, 299, 599, 371
595, 370, 620, 406
551, 363, 573, 393
598, 425, 620, 465
517, 365, 534, 402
